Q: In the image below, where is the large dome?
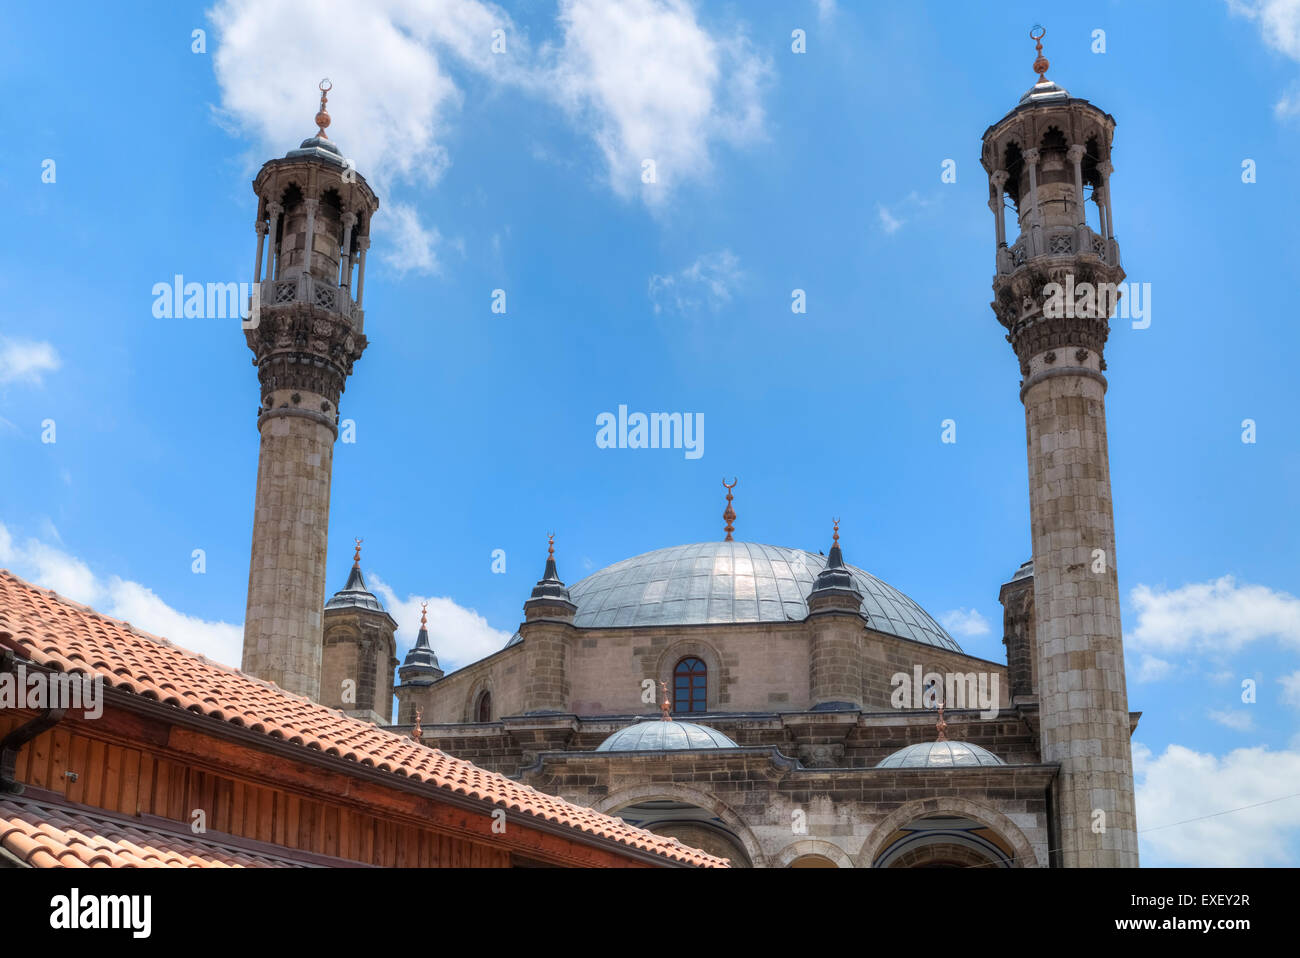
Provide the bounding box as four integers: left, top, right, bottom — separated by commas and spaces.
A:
567, 541, 960, 651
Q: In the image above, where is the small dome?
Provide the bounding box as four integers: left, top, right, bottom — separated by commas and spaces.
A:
1011, 559, 1033, 581
324, 565, 387, 614
876, 740, 1005, 769
505, 631, 522, 648
596, 720, 737, 752
285, 135, 345, 165
1019, 78, 1070, 105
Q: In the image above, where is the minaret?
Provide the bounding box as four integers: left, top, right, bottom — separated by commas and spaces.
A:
982, 30, 1138, 867
241, 81, 380, 700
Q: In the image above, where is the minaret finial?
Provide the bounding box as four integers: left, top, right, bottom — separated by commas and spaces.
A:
315, 78, 333, 139
1030, 25, 1049, 82
935, 699, 948, 742
352, 537, 362, 568
548, 533, 555, 559
832, 517, 840, 549
420, 600, 428, 628
412, 705, 423, 740
660, 680, 672, 721
722, 478, 737, 542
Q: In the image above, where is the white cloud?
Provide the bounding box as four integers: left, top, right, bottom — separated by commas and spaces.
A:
1132, 653, 1175, 683
1228, 1, 1300, 117
814, 0, 837, 24
1279, 670, 1300, 706
379, 203, 446, 276
0, 338, 60, 386
209, 0, 519, 277
0, 523, 242, 666
1134, 740, 1300, 866
1208, 708, 1256, 731
546, 0, 769, 204
209, 0, 771, 274
648, 249, 743, 314
939, 607, 991, 638
1228, 0, 1300, 59
370, 574, 510, 672
1129, 576, 1300, 653
875, 192, 940, 235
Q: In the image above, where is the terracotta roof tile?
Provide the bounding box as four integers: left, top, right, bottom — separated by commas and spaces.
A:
0, 796, 303, 868
0, 571, 727, 868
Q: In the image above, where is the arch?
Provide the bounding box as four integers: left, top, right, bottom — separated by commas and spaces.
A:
856, 797, 1040, 869
592, 783, 765, 868
772, 839, 854, 869
475, 689, 492, 723
673, 656, 707, 714
655, 640, 722, 713
464, 676, 494, 723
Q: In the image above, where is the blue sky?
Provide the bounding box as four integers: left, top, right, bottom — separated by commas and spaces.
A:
2, 0, 1299, 866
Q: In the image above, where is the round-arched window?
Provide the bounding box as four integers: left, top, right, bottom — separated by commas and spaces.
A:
673, 657, 707, 714
475, 690, 492, 723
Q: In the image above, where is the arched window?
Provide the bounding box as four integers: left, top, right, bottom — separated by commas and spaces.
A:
475, 690, 492, 723
673, 657, 707, 714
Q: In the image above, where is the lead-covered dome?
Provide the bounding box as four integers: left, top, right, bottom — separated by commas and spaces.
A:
567, 542, 960, 651
596, 720, 737, 752
876, 740, 1005, 768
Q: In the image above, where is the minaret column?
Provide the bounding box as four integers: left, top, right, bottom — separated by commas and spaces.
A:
241, 81, 380, 701
983, 31, 1138, 867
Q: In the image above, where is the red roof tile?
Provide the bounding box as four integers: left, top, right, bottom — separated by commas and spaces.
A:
0, 570, 728, 868
0, 795, 310, 868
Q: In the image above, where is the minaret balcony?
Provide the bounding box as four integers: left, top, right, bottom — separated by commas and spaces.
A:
1000, 225, 1120, 275
256, 273, 365, 333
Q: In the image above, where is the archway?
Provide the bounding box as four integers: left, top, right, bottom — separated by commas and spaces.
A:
593, 783, 764, 868
859, 798, 1039, 868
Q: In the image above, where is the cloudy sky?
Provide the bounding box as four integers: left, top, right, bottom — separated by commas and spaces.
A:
2, 0, 1299, 866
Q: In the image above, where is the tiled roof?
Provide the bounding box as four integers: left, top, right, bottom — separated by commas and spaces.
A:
0, 570, 727, 868
0, 795, 312, 868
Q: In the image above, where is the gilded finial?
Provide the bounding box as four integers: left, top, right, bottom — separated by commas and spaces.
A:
935, 699, 948, 742
548, 533, 555, 559
722, 478, 737, 542
832, 517, 840, 549
352, 537, 362, 568
420, 601, 428, 628
412, 705, 423, 740
1030, 25, 1049, 82
315, 78, 333, 138
660, 680, 672, 721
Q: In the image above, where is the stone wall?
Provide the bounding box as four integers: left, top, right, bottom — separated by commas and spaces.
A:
242, 411, 334, 701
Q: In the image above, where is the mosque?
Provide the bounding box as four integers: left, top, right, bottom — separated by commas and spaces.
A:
238, 32, 1141, 868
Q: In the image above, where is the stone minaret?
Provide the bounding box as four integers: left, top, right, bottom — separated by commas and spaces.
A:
241, 81, 380, 700
982, 32, 1139, 867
